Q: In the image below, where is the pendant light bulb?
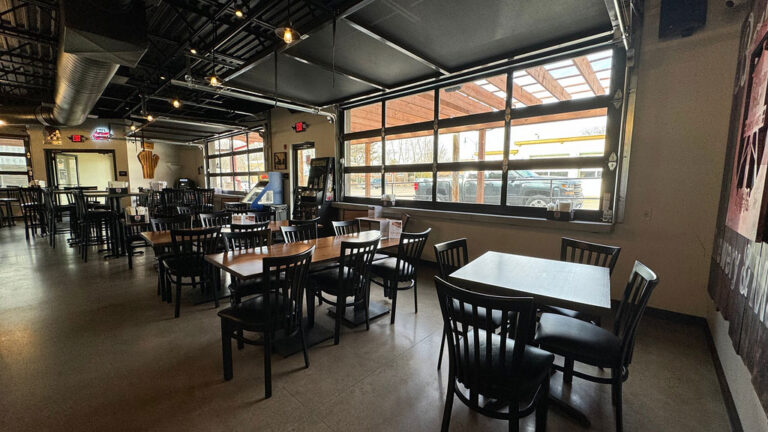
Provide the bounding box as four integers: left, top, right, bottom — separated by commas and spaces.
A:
130, 124, 136, 131
209, 75, 220, 86
234, 9, 244, 18
146, 114, 154, 122
276, 27, 299, 44
190, 48, 197, 55
283, 28, 293, 44
171, 98, 181, 109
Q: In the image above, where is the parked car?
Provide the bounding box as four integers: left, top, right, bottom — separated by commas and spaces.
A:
413, 170, 584, 207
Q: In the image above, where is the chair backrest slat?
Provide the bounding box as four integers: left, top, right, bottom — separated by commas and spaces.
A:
223, 230, 271, 251
281, 223, 315, 243
170, 227, 221, 260
434, 238, 469, 279
395, 228, 431, 279
199, 212, 232, 228
560, 237, 621, 275
435, 276, 537, 405
150, 215, 191, 231
332, 219, 360, 236
613, 261, 659, 367
261, 246, 315, 334
335, 236, 380, 301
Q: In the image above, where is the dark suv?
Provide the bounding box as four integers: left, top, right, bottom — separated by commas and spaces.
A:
413, 170, 584, 207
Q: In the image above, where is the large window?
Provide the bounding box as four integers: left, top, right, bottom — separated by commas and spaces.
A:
341, 47, 621, 220
205, 128, 266, 193
0, 137, 30, 187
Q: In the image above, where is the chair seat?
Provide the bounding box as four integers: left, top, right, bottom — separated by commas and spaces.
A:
218, 293, 294, 329
370, 257, 414, 281
309, 266, 363, 297
228, 277, 265, 300
453, 299, 505, 328
372, 253, 389, 262
534, 312, 621, 367
165, 256, 207, 277
539, 305, 596, 322
460, 330, 553, 399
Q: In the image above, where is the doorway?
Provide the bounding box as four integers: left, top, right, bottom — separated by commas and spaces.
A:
292, 142, 315, 189
45, 149, 117, 189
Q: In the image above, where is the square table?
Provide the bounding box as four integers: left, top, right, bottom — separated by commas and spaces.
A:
449, 251, 611, 316
448, 250, 611, 427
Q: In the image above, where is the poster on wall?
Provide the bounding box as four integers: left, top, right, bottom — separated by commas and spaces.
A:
44, 126, 61, 145
709, 0, 768, 416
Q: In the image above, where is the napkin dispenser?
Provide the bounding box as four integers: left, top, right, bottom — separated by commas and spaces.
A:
125, 206, 147, 223
108, 181, 129, 194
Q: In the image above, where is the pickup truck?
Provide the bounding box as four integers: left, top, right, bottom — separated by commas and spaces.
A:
413, 170, 584, 207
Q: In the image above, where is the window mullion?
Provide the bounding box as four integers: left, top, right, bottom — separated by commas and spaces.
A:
500, 70, 513, 207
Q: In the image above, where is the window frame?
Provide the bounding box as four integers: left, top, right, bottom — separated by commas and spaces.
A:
339, 43, 625, 221
0, 134, 32, 185
204, 126, 268, 194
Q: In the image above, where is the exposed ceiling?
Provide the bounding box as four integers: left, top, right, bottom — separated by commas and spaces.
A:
0, 0, 614, 142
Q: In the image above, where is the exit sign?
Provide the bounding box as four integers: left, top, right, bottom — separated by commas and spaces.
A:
292, 121, 308, 132
68, 134, 88, 143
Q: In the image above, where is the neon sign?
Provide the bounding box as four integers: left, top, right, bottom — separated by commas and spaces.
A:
91, 127, 112, 141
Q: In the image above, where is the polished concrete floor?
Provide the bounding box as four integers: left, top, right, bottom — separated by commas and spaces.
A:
0, 225, 731, 431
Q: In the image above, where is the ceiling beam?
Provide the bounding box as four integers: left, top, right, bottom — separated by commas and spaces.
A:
572, 56, 605, 96
223, 0, 372, 82
455, 83, 505, 111
0, 23, 56, 46
281, 53, 387, 90
525, 66, 571, 101
0, 77, 49, 89
484, 75, 541, 107
343, 17, 449, 75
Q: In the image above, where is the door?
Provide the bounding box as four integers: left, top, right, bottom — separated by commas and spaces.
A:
292, 143, 315, 188
55, 153, 79, 188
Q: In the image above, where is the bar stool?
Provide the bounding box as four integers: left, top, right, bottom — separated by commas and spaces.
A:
19, 187, 46, 240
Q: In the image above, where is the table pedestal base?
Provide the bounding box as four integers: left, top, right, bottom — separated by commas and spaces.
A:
273, 322, 334, 357
327, 300, 390, 327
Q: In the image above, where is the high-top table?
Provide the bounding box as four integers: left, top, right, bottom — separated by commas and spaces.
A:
205, 230, 400, 355
449, 251, 611, 427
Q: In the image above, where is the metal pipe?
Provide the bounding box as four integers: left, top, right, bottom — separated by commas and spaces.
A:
128, 114, 245, 130
170, 79, 336, 121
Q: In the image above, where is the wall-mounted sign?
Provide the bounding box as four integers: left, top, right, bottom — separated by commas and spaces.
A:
44, 126, 61, 145
292, 121, 308, 132
91, 127, 112, 141
68, 134, 88, 143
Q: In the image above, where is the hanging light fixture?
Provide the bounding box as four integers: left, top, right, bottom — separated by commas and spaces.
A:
189, 47, 198, 55
234, 8, 244, 18
275, 0, 300, 44
209, 17, 221, 86
171, 98, 182, 108
129, 123, 136, 131
146, 114, 154, 122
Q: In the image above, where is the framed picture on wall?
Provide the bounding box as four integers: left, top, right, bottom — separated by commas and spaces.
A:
274, 151, 287, 170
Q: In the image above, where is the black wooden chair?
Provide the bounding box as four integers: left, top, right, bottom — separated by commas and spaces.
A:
176, 206, 193, 215
195, 188, 215, 213
19, 187, 46, 240
222, 229, 273, 304
199, 212, 232, 228
370, 228, 431, 324
534, 261, 659, 432
124, 221, 151, 269
433, 238, 505, 371
281, 224, 315, 243
73, 191, 113, 262
435, 276, 552, 432
218, 246, 315, 399
164, 227, 222, 318
541, 238, 622, 325
289, 218, 319, 238
150, 215, 192, 300
307, 235, 380, 345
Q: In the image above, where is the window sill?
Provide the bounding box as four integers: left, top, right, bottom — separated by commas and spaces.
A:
332, 202, 613, 233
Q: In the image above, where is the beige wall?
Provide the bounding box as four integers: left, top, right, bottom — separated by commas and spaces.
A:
269, 107, 336, 205
72, 152, 115, 190
25, 119, 131, 186
126, 140, 204, 191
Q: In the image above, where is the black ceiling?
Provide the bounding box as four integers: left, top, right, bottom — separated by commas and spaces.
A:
0, 0, 613, 140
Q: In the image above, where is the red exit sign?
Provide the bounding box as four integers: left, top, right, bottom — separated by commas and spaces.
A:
292, 121, 308, 132
68, 134, 88, 143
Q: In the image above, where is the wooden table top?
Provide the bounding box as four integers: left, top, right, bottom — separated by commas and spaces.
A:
140, 220, 289, 247
449, 251, 611, 315
0, 197, 18, 202
205, 230, 399, 280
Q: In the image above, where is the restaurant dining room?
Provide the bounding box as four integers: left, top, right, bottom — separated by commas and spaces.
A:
1, 0, 767, 431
